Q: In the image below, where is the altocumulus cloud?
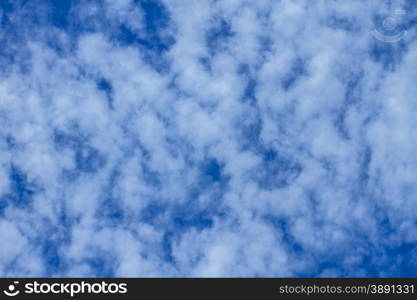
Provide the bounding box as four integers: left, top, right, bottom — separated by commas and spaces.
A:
0, 0, 416, 277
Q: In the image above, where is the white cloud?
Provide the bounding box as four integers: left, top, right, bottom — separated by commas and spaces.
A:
0, 0, 415, 277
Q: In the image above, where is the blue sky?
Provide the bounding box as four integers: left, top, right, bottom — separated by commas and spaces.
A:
0, 0, 416, 277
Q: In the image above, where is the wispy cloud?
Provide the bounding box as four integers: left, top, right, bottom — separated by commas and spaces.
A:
0, 0, 416, 277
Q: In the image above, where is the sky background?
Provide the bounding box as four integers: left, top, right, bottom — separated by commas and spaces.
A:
0, 0, 416, 277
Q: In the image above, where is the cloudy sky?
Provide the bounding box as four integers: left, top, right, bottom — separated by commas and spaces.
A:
0, 0, 416, 277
